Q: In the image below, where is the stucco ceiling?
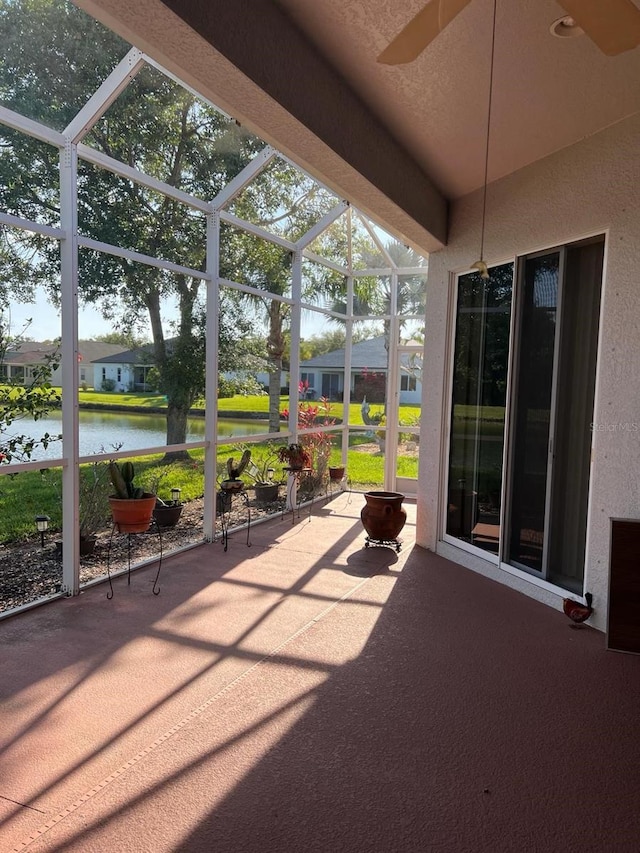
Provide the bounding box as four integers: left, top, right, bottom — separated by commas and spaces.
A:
274, 0, 640, 198
75, 0, 640, 251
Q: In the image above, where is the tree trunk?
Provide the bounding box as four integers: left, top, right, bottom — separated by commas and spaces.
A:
163, 402, 191, 462
268, 367, 282, 433
266, 300, 286, 433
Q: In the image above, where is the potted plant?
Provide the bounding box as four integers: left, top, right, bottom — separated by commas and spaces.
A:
245, 448, 281, 505
153, 488, 183, 529
146, 465, 184, 528
78, 461, 111, 554
329, 465, 345, 482
51, 461, 110, 558
108, 460, 156, 533
220, 448, 251, 492
276, 443, 311, 471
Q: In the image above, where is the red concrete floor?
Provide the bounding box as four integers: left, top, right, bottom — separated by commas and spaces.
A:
1, 493, 639, 852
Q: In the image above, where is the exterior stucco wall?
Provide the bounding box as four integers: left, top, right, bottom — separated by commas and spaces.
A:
417, 112, 640, 630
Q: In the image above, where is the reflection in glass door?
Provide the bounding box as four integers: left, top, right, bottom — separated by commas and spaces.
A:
507, 253, 560, 573
445, 264, 514, 555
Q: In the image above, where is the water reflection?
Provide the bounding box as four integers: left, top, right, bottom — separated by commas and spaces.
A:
17, 410, 270, 460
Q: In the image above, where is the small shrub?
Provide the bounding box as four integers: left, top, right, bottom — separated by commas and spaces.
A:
101, 378, 116, 391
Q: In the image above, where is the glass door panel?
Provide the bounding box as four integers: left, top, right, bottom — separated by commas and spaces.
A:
507, 253, 560, 573
446, 264, 513, 554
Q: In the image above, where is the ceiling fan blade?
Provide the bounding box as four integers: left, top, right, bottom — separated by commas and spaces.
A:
558, 0, 640, 56
377, 0, 473, 65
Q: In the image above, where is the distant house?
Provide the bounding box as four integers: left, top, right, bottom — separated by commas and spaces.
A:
299, 336, 422, 404
0, 341, 125, 388
91, 345, 156, 392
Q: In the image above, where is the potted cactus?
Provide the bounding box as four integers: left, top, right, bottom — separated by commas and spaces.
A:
221, 448, 251, 492
108, 460, 156, 533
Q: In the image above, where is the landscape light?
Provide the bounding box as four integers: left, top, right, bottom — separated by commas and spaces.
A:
35, 514, 50, 548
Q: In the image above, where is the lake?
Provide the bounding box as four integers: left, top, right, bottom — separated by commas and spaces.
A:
8, 409, 271, 461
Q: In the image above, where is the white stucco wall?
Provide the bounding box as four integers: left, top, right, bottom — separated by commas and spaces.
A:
92, 363, 134, 391
417, 112, 640, 631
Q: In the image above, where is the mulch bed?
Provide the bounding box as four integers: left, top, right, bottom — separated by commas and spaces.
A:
0, 493, 288, 614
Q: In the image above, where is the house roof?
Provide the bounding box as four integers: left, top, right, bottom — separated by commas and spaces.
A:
81, 0, 640, 252
301, 336, 388, 371
92, 344, 154, 365
2, 341, 123, 365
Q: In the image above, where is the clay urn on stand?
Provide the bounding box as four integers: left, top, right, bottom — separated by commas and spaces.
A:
361, 491, 407, 552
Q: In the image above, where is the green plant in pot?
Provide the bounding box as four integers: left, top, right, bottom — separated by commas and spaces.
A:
276, 443, 311, 471
221, 449, 251, 492
108, 460, 156, 533
245, 447, 281, 505
146, 465, 184, 528
78, 461, 111, 554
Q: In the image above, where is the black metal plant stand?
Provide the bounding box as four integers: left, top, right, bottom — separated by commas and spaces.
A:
216, 487, 251, 552
106, 519, 163, 599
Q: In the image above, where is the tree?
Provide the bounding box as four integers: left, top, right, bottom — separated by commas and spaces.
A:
0, 313, 60, 463
220, 160, 345, 431
0, 0, 265, 457
92, 331, 150, 350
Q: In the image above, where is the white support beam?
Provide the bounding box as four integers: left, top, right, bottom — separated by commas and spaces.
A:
203, 211, 219, 541
78, 143, 211, 213
356, 211, 396, 267
0, 105, 66, 148
295, 200, 348, 251
59, 140, 80, 596
219, 209, 296, 251
142, 52, 232, 121
211, 146, 276, 209
286, 250, 303, 510
301, 249, 348, 276
352, 268, 393, 277
299, 302, 346, 322
218, 276, 293, 305
384, 273, 400, 491
64, 48, 145, 143
77, 235, 210, 279
0, 211, 65, 241
344, 206, 354, 456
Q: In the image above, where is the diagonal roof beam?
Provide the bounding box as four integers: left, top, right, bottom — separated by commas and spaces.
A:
64, 48, 145, 143
76, 0, 447, 250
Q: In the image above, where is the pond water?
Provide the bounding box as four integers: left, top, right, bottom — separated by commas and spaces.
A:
9, 409, 270, 461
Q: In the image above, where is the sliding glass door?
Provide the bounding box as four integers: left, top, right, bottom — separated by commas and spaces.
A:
446, 237, 604, 593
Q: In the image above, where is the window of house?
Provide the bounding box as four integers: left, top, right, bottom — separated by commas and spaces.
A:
400, 374, 417, 391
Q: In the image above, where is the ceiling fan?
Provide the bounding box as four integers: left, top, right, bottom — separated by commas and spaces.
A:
377, 0, 640, 64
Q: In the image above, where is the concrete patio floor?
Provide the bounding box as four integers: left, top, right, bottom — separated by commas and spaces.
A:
1, 493, 639, 852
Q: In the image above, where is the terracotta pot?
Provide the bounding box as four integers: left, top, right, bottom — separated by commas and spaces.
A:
329, 466, 345, 481
109, 493, 156, 533
360, 491, 407, 541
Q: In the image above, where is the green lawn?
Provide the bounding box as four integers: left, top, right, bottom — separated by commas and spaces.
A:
0, 434, 418, 545
0, 391, 421, 544
73, 389, 421, 427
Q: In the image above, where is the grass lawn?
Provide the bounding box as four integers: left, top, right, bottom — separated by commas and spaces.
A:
0, 433, 418, 544
72, 389, 421, 427
0, 391, 420, 544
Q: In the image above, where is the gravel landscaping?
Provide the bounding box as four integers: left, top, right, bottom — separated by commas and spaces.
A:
0, 493, 289, 614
